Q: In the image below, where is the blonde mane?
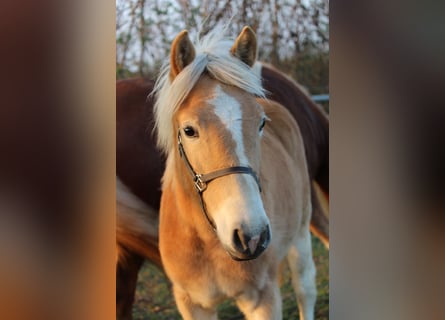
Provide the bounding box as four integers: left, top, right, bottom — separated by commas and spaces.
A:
153, 25, 266, 154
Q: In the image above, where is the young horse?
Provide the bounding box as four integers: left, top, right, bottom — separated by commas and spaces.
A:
154, 26, 316, 320
116, 60, 328, 319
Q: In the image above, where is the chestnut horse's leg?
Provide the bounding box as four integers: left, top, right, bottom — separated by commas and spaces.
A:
287, 229, 317, 320
309, 183, 329, 249
236, 280, 282, 320
116, 252, 144, 320
173, 286, 217, 320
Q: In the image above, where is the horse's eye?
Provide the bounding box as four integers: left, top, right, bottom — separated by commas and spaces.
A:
183, 126, 198, 138
259, 118, 266, 132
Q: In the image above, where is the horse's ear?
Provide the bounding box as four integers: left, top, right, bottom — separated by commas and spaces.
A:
230, 26, 257, 67
170, 30, 195, 79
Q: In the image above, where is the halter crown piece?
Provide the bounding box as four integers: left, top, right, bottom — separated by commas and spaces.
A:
177, 130, 262, 230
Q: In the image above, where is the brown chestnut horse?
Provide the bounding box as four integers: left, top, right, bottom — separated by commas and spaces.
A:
116, 31, 328, 320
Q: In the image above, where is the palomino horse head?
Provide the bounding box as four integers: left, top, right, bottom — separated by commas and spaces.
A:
154, 26, 271, 260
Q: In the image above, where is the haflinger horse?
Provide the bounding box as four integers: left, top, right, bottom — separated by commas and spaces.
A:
152, 25, 316, 320
116, 73, 328, 320
117, 29, 328, 320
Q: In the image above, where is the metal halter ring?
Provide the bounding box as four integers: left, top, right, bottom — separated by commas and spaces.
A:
194, 175, 207, 192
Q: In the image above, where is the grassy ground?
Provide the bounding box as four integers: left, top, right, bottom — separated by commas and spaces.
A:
133, 237, 328, 319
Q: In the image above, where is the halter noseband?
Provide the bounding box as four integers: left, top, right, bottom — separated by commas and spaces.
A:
177, 130, 262, 231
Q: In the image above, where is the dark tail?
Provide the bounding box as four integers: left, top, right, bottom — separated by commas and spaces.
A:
116, 178, 163, 269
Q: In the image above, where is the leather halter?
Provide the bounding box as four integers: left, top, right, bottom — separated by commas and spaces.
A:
177, 130, 262, 230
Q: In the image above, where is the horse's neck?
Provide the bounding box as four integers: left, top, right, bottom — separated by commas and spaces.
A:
163, 152, 217, 241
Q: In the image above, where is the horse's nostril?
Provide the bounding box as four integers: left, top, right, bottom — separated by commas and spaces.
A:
233, 227, 270, 255
229, 226, 271, 259
259, 226, 271, 249
233, 229, 250, 253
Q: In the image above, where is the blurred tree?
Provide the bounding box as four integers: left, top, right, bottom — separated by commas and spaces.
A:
116, 0, 329, 107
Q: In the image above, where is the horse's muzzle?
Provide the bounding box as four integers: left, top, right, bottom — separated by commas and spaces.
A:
227, 226, 271, 261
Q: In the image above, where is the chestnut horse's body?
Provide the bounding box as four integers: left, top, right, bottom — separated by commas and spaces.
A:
116, 30, 328, 320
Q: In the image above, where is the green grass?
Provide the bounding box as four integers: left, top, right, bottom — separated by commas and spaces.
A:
133, 237, 328, 319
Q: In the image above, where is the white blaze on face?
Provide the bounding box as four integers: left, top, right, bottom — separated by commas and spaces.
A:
208, 85, 270, 249
210, 86, 249, 165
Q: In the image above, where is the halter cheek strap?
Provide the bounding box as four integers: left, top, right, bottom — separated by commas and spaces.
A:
177, 130, 262, 231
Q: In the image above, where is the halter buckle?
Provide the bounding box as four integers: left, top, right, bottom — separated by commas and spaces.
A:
194, 175, 207, 192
